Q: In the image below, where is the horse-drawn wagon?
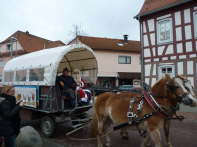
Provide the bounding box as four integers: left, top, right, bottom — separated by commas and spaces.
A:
2, 43, 98, 137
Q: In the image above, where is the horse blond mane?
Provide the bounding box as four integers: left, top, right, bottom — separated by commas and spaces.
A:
151, 75, 172, 98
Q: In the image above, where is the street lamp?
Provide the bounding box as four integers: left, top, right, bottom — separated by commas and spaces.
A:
9, 37, 17, 57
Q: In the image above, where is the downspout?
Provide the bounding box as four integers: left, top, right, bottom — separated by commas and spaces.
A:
138, 17, 145, 82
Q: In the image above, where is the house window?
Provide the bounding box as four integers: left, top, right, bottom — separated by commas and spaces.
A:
157, 18, 173, 44
118, 56, 131, 64
158, 64, 175, 79
194, 12, 197, 38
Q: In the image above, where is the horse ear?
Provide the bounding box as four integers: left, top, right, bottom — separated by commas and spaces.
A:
177, 75, 187, 80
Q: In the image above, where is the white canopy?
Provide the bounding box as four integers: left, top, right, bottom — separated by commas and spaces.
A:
3, 43, 98, 86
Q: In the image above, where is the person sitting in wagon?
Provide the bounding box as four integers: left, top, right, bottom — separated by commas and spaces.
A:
56, 68, 77, 108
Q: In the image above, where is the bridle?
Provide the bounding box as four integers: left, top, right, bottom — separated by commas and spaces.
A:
166, 77, 192, 104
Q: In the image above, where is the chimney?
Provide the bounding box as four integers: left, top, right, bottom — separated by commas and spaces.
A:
123, 35, 128, 43
26, 31, 29, 35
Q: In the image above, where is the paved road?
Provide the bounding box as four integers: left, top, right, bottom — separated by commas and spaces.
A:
45, 112, 197, 147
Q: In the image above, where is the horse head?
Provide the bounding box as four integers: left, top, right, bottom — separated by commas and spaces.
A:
166, 75, 197, 107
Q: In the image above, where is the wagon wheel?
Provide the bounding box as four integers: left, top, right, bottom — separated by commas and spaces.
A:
40, 116, 56, 137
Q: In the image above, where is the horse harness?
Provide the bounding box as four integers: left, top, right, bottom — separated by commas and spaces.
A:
114, 90, 184, 135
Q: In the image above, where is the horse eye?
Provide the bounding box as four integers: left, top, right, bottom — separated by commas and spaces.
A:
185, 86, 190, 91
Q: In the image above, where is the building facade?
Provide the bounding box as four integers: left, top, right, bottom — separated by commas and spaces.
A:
0, 30, 65, 81
69, 35, 141, 88
136, 0, 197, 88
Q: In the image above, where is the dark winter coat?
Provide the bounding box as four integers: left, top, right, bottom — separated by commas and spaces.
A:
0, 93, 21, 137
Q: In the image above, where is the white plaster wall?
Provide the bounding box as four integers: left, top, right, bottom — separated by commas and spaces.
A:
152, 64, 156, 75
143, 21, 147, 33
143, 35, 149, 47
150, 33, 155, 45
95, 50, 141, 77
145, 78, 150, 85
148, 19, 155, 32
145, 64, 151, 76
184, 9, 191, 23
177, 43, 183, 53
175, 11, 181, 26
144, 48, 151, 57
165, 44, 173, 55
177, 62, 184, 75
185, 25, 192, 40
176, 27, 182, 41
187, 61, 193, 75
158, 46, 165, 55
186, 41, 193, 52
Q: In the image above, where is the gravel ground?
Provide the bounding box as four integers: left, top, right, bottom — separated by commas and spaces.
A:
42, 111, 197, 147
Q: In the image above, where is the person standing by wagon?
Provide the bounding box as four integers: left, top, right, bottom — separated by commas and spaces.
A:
0, 86, 23, 147
56, 68, 77, 107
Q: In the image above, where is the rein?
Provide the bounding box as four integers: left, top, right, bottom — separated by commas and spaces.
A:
113, 89, 184, 132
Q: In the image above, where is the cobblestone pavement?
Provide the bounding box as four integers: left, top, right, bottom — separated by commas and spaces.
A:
43, 112, 197, 147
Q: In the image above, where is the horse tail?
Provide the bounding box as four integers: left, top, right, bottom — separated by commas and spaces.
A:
90, 96, 99, 137
90, 110, 99, 137
90, 93, 114, 137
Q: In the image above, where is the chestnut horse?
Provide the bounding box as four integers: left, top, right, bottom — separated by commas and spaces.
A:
92, 75, 197, 147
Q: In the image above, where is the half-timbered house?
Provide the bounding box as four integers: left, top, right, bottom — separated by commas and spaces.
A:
136, 0, 197, 90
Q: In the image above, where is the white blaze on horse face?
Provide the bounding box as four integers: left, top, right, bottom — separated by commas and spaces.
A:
175, 78, 188, 94
184, 80, 197, 104
184, 80, 195, 96
175, 77, 197, 105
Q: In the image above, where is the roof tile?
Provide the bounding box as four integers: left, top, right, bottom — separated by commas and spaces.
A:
76, 36, 140, 52
0, 31, 65, 53
138, 0, 185, 16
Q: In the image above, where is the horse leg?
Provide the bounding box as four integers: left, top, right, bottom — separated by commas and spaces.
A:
97, 119, 104, 147
120, 128, 129, 140
149, 129, 162, 147
140, 134, 151, 147
164, 120, 172, 147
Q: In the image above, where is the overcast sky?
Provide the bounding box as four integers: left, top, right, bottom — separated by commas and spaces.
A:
0, 0, 144, 43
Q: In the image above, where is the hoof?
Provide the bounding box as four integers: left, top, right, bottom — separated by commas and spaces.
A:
121, 135, 129, 140
105, 142, 110, 147
167, 143, 173, 147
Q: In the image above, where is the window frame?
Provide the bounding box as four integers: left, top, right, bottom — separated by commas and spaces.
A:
157, 18, 173, 44
118, 56, 131, 64
15, 69, 27, 82
29, 68, 44, 82
158, 64, 175, 79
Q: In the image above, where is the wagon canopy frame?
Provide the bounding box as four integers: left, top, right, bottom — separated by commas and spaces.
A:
3, 43, 98, 86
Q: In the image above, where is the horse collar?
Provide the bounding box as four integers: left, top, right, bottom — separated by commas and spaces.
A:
142, 90, 175, 117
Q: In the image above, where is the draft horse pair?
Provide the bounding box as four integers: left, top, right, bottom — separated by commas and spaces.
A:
92, 75, 197, 147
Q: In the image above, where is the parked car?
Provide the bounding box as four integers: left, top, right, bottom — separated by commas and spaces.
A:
118, 85, 133, 91
118, 84, 142, 94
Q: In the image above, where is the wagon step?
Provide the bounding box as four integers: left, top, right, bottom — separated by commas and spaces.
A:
66, 123, 87, 136
68, 105, 92, 116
